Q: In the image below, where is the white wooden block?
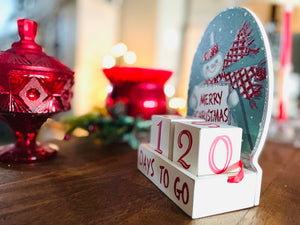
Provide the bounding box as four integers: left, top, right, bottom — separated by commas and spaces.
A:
150, 115, 203, 160
137, 143, 257, 219
172, 121, 242, 176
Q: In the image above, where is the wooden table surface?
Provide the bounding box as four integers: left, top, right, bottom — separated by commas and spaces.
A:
0, 137, 299, 225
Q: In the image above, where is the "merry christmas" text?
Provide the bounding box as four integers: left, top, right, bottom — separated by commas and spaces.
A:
199, 91, 223, 106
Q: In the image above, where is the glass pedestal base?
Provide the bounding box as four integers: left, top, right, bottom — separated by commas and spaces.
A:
0, 143, 56, 163
0, 112, 56, 164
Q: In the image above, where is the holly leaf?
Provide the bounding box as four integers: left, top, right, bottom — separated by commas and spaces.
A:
123, 133, 139, 149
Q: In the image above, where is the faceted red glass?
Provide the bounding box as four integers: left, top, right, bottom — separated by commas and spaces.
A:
26, 88, 40, 101
0, 19, 74, 163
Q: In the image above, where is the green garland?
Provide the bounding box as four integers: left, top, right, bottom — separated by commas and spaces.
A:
62, 107, 151, 149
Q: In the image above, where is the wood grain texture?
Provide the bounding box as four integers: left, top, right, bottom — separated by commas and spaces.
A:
0, 138, 299, 225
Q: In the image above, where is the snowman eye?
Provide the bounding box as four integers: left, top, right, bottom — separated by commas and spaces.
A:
206, 66, 209, 70
215, 59, 218, 63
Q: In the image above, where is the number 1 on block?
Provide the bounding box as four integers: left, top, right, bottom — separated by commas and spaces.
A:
155, 120, 163, 154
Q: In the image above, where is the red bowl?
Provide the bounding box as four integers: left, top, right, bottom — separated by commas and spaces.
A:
102, 66, 172, 86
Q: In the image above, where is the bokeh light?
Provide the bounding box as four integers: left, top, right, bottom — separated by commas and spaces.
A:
123, 51, 137, 64
103, 55, 116, 68
169, 97, 186, 109
111, 43, 127, 57
105, 84, 113, 94
143, 100, 158, 109
164, 84, 175, 97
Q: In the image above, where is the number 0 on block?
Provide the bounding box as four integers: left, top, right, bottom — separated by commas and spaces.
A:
173, 121, 242, 176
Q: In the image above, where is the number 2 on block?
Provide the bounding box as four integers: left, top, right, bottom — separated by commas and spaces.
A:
177, 130, 192, 169
155, 120, 163, 154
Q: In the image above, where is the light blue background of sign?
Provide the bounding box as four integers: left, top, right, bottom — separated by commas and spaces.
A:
187, 7, 269, 156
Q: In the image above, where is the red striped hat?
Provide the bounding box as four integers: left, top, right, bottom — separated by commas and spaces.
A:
203, 43, 219, 61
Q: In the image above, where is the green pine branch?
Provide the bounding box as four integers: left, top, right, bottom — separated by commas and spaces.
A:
62, 111, 151, 149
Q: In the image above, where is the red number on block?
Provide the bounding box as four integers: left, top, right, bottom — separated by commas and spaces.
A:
208, 135, 233, 174
177, 130, 192, 169
155, 120, 163, 154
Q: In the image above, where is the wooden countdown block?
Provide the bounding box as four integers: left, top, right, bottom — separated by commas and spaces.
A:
173, 121, 242, 176
138, 7, 273, 218
137, 143, 257, 218
150, 115, 203, 160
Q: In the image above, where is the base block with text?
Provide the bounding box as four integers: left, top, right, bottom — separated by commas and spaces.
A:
137, 143, 258, 219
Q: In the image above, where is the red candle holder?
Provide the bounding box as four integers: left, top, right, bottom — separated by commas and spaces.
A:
0, 19, 74, 163
102, 66, 172, 120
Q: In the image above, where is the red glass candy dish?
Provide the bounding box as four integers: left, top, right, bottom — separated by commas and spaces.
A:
0, 19, 74, 163
102, 66, 172, 120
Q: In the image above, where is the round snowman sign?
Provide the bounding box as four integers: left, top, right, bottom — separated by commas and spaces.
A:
187, 7, 273, 161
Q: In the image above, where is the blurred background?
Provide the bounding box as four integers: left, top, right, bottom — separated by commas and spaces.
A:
0, 0, 299, 142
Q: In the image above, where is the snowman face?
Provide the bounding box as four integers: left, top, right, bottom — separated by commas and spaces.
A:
203, 53, 223, 79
